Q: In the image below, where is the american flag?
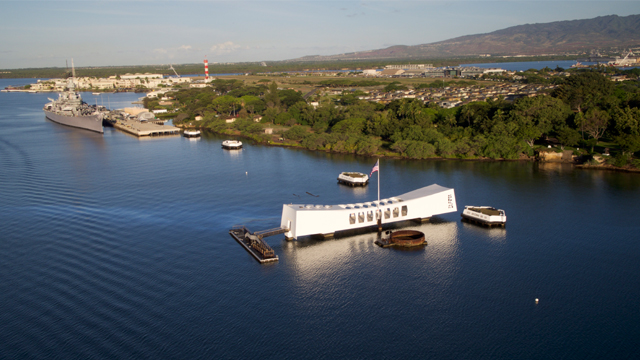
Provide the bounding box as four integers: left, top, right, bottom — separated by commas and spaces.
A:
369, 160, 379, 177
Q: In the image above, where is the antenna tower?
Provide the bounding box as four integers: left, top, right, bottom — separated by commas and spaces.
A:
204, 56, 209, 81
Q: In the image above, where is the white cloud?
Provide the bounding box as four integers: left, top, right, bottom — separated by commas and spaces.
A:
209, 41, 243, 54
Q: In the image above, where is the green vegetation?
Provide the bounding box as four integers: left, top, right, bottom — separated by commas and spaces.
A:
165, 69, 640, 169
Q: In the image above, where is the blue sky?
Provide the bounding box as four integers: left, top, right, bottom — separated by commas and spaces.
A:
1, 1, 639, 69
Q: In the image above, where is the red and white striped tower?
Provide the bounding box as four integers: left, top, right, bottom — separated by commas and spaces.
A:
204, 57, 209, 81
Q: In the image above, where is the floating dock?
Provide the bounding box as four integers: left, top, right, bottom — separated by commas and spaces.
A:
230, 226, 287, 264
111, 118, 181, 137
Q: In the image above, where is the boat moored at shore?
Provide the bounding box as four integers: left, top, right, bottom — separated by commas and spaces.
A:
222, 140, 242, 149
43, 66, 106, 134
337, 172, 369, 186
183, 130, 201, 137
461, 206, 506, 227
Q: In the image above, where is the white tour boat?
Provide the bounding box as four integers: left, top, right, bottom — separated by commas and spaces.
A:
222, 140, 242, 149
461, 206, 506, 227
280, 184, 456, 240
337, 172, 369, 186
183, 130, 201, 137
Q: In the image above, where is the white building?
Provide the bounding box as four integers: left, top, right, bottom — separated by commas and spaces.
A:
280, 184, 456, 239
118, 73, 163, 80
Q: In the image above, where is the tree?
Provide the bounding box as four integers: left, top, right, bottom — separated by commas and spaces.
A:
511, 95, 572, 147
283, 125, 308, 141
610, 106, 639, 136
553, 72, 614, 112
241, 95, 266, 114
556, 127, 581, 150
211, 79, 243, 94
331, 118, 366, 135
579, 108, 610, 151
582, 108, 610, 141
211, 95, 241, 116
265, 82, 280, 109
615, 134, 640, 155
279, 89, 304, 109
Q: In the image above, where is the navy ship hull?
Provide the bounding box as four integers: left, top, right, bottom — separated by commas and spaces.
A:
44, 110, 104, 134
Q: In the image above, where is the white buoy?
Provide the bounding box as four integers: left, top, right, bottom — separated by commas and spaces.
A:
245, 172, 248, 176
535, 298, 539, 304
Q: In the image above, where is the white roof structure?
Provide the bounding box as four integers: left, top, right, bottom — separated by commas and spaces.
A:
280, 184, 456, 239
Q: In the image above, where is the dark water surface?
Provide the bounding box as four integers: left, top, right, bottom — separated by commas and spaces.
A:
462, 60, 640, 71
1, 80, 639, 359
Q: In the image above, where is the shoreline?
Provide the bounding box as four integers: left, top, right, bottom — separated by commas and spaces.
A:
184, 127, 639, 173
188, 125, 636, 167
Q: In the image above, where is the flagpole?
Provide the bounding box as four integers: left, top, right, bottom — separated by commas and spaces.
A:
377, 160, 380, 204
377, 160, 381, 233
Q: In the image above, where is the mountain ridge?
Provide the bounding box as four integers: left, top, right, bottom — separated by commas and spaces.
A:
292, 14, 640, 61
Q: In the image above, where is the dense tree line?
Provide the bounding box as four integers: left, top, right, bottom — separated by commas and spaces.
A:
169, 70, 640, 168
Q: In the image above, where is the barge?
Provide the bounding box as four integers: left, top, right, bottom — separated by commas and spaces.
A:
280, 184, 456, 240
229, 226, 279, 263
461, 206, 506, 227
337, 172, 369, 186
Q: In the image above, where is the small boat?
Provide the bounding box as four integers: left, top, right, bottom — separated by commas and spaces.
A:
337, 172, 369, 186
222, 140, 242, 149
183, 130, 201, 137
461, 206, 506, 227
92, 92, 101, 95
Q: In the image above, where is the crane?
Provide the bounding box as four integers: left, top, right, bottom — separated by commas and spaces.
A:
168, 64, 180, 77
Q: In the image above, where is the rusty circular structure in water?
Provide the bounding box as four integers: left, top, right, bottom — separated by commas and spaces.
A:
390, 230, 425, 247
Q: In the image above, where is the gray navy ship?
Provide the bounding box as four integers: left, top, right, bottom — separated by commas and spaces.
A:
43, 77, 106, 134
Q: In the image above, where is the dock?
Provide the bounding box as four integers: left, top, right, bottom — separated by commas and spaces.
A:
461, 217, 506, 228
111, 118, 181, 137
230, 226, 288, 264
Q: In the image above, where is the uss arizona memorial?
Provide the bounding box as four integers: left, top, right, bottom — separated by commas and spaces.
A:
280, 184, 457, 239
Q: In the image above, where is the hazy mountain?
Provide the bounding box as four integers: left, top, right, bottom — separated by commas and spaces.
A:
293, 14, 640, 61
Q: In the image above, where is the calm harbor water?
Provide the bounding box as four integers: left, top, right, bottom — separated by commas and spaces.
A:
462, 60, 639, 71
462, 60, 581, 71
1, 79, 639, 359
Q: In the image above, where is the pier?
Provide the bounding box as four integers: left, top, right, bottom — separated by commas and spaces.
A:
229, 225, 288, 264
111, 118, 181, 137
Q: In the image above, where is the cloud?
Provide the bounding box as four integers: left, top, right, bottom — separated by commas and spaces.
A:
179, 45, 192, 51
209, 41, 243, 54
